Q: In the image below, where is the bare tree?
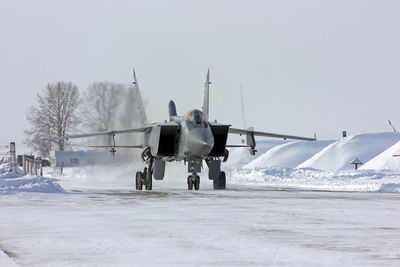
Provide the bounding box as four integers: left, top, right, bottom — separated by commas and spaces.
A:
120, 83, 147, 129
81, 81, 147, 145
81, 82, 124, 132
25, 82, 80, 157
74, 77, 148, 163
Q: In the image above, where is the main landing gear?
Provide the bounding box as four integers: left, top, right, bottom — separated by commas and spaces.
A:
205, 158, 226, 190
187, 171, 226, 190
136, 158, 153, 191
135, 154, 227, 191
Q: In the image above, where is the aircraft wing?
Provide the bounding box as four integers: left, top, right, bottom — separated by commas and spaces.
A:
48, 125, 153, 141
229, 127, 316, 141
228, 127, 316, 155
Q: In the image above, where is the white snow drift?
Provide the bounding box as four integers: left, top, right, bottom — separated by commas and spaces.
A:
244, 140, 334, 169
227, 132, 400, 193
360, 140, 400, 171
225, 139, 287, 169
0, 168, 64, 195
298, 132, 400, 171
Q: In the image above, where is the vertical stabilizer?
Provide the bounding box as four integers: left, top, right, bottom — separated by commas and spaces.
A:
132, 67, 148, 126
169, 100, 177, 118
202, 69, 210, 120
132, 68, 138, 85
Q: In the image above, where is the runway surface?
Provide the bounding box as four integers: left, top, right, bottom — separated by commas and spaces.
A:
0, 180, 399, 266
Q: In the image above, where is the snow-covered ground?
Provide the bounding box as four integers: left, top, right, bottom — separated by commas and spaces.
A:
0, 180, 400, 266
230, 167, 400, 193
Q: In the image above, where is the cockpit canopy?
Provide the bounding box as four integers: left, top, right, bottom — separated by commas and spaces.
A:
184, 109, 203, 125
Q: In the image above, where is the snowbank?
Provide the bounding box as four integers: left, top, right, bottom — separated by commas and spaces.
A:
229, 167, 400, 193
225, 139, 287, 169
244, 140, 334, 169
297, 132, 400, 171
227, 132, 400, 193
360, 141, 400, 171
0, 172, 65, 195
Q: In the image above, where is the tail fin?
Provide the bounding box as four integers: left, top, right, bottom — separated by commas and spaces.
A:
132, 67, 148, 126
132, 68, 138, 85
169, 100, 177, 118
202, 69, 210, 121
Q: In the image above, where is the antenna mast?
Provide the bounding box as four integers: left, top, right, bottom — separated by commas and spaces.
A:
388, 120, 397, 132
240, 85, 247, 129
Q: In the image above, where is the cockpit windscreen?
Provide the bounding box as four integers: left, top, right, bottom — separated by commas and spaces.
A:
184, 109, 203, 125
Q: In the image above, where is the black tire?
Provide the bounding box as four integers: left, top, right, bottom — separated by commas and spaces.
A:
213, 171, 226, 190
220, 171, 226, 189
144, 167, 152, 190
213, 176, 220, 189
187, 175, 194, 190
136, 171, 143, 190
194, 175, 200, 190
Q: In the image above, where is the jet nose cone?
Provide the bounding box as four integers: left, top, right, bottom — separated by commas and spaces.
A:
187, 128, 214, 157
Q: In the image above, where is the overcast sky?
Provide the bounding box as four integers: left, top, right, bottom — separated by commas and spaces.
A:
1, 0, 399, 151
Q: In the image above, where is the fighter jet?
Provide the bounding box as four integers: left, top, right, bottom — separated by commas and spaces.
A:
52, 69, 316, 190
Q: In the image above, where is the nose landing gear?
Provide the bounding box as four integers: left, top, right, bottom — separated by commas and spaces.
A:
187, 174, 200, 190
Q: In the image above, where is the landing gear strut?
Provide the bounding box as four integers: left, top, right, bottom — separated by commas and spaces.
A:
135, 157, 154, 191
187, 174, 200, 190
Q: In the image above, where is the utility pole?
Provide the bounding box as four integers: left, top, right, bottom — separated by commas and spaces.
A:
240, 85, 247, 144
240, 85, 247, 129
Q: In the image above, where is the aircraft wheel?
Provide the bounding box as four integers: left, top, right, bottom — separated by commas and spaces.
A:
144, 167, 152, 190
194, 175, 200, 190
135, 171, 143, 190
187, 175, 194, 190
220, 171, 226, 189
213, 171, 226, 190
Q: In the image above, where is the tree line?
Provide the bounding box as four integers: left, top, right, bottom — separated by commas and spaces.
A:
25, 81, 147, 157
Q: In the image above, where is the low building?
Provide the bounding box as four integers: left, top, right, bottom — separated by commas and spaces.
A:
54, 150, 113, 167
